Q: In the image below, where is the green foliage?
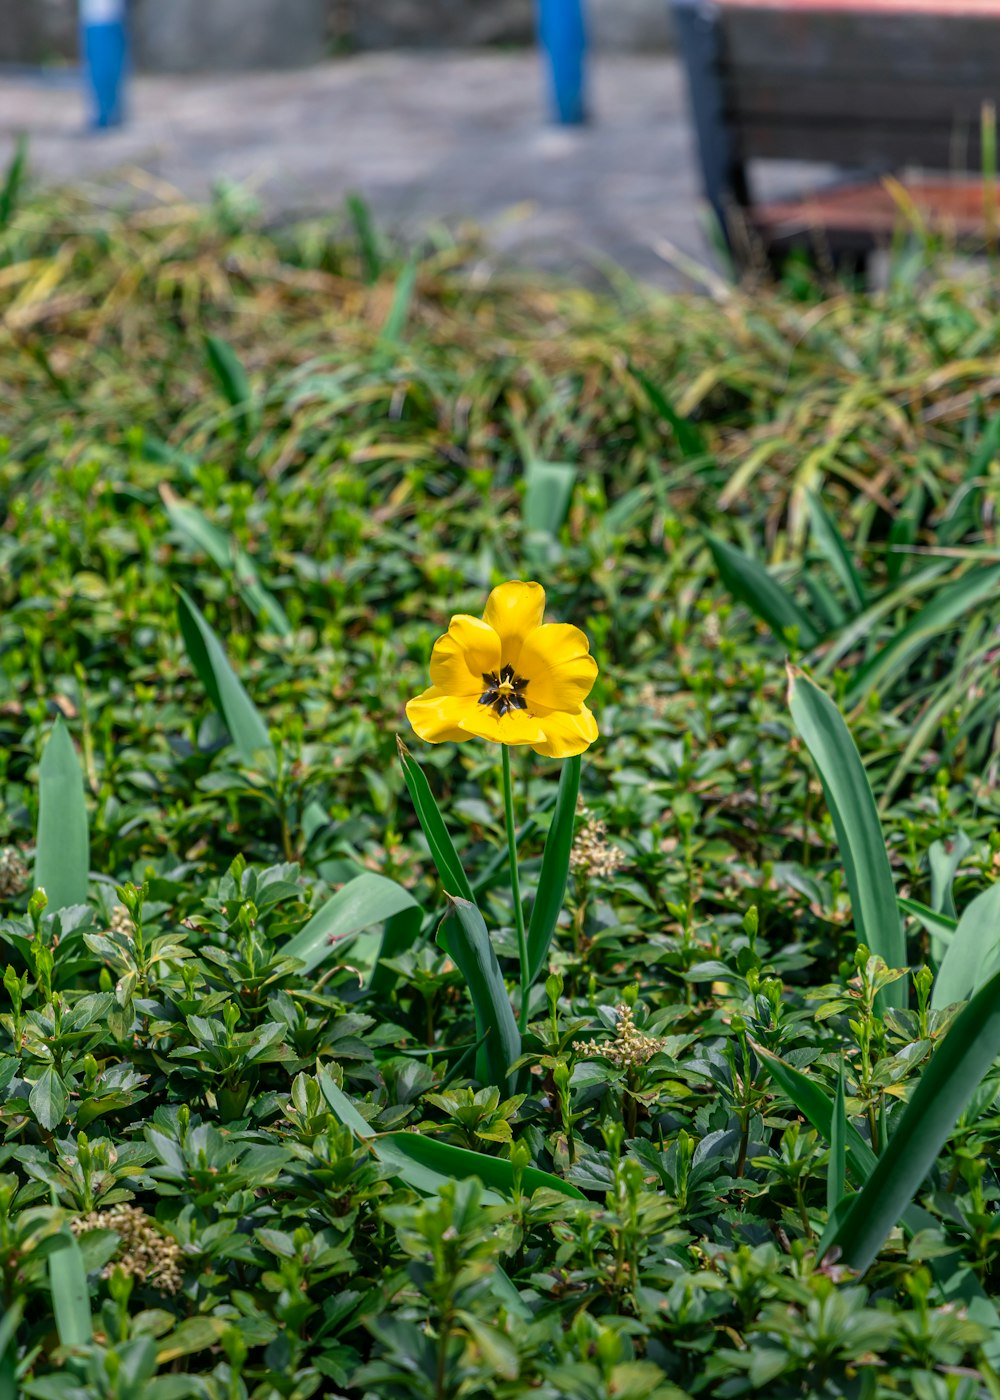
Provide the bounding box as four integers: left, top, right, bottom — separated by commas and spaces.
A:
3, 189, 1000, 1395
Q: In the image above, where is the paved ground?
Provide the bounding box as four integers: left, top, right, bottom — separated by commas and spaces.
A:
0, 52, 723, 287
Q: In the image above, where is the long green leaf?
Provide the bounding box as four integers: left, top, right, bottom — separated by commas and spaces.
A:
375, 1132, 583, 1203
931, 882, 1000, 1011
397, 739, 475, 903
162, 486, 291, 637
806, 490, 866, 614
756, 1043, 1000, 1356
176, 588, 274, 768
526, 755, 581, 984
35, 717, 89, 911
929, 832, 972, 921
832, 963, 1000, 1272
204, 333, 253, 427
788, 668, 906, 1009
0, 134, 27, 233
48, 1231, 92, 1349
636, 368, 708, 458
708, 533, 820, 648
283, 872, 420, 977
438, 898, 520, 1091
368, 904, 424, 997
844, 563, 1000, 708
319, 1070, 581, 1202
898, 896, 957, 964
828, 1058, 847, 1216
523, 460, 576, 540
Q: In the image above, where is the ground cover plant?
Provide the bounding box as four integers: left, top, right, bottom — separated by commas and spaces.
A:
2, 173, 1000, 1397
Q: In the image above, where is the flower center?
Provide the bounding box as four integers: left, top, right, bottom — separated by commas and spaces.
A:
479, 664, 529, 717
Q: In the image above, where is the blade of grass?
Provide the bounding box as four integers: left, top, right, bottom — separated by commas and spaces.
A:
176, 588, 274, 768
397, 738, 475, 903
828, 1057, 847, 1216
831, 962, 1000, 1273
708, 533, 820, 648
48, 1231, 92, 1349
523, 459, 576, 540
788, 667, 906, 1009
283, 872, 421, 977
35, 717, 89, 911
806, 490, 866, 614
526, 755, 581, 984
844, 563, 1000, 708
161, 485, 291, 637
931, 882, 1000, 1011
438, 897, 520, 1091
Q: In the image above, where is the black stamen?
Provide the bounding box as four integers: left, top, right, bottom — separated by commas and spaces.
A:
478, 667, 531, 717
479, 690, 499, 707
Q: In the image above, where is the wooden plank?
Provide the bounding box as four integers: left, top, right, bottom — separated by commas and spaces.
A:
721, 0, 1000, 13
753, 178, 993, 245
738, 121, 984, 168
728, 75, 1000, 126
720, 9, 1000, 80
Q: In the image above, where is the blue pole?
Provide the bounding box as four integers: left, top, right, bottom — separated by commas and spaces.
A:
536, 0, 588, 126
80, 0, 128, 129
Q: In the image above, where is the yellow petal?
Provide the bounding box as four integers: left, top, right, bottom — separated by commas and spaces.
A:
428, 616, 501, 696
483, 581, 545, 667
405, 687, 475, 744
458, 704, 548, 747
517, 624, 598, 713
531, 704, 599, 758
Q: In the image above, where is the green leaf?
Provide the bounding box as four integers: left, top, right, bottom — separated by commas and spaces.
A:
526, 755, 581, 984
844, 563, 1000, 708
29, 1067, 69, 1130
929, 832, 972, 922
48, 1232, 92, 1349
931, 882, 1000, 1011
755, 1040, 1000, 1354
375, 1132, 584, 1204
283, 872, 420, 977
787, 667, 905, 1010
318, 1069, 377, 1137
827, 1057, 847, 1216
523, 460, 576, 540
636, 369, 708, 458
438, 898, 520, 1091
161, 485, 291, 637
34, 717, 89, 911
832, 962, 1000, 1273
806, 490, 866, 615
378, 259, 416, 348
203, 333, 253, 427
0, 133, 28, 233
176, 588, 274, 768
368, 904, 424, 997
898, 896, 957, 965
346, 192, 383, 282
397, 739, 475, 903
707, 533, 820, 648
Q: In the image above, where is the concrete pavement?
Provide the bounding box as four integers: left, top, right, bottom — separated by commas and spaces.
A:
0, 52, 717, 286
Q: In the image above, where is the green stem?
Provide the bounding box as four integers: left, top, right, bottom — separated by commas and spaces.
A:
502, 745, 530, 1032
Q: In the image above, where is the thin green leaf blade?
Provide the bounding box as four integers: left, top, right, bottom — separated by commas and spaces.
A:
48, 1232, 92, 1349
283, 872, 420, 977
788, 667, 906, 1009
708, 533, 820, 648
523, 460, 576, 539
35, 717, 89, 911
438, 898, 520, 1091
828, 1058, 847, 1216
806, 490, 866, 614
844, 563, 1000, 708
375, 1132, 584, 1203
636, 368, 708, 458
176, 588, 274, 768
204, 333, 252, 416
161, 486, 291, 638
397, 738, 475, 903
526, 755, 581, 984
832, 963, 1000, 1273
931, 882, 1000, 1010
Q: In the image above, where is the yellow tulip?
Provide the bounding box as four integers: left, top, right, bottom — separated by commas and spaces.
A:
406, 580, 599, 758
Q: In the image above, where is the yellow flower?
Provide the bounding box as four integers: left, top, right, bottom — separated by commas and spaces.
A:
406, 580, 599, 758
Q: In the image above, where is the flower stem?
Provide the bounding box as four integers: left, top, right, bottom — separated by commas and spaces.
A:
502, 744, 530, 1032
